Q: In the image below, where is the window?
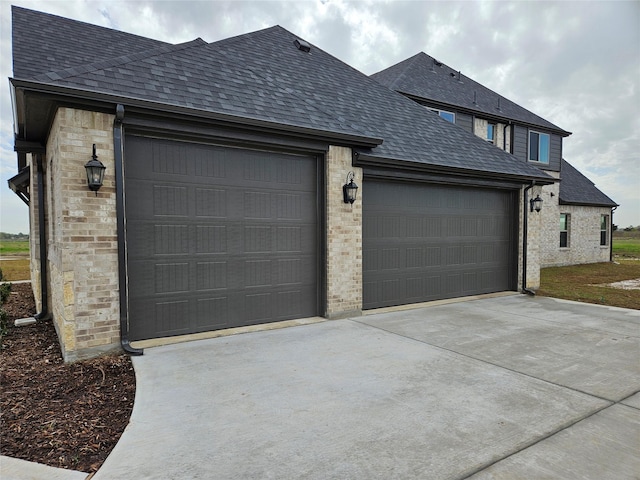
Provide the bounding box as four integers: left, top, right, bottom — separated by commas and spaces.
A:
487, 123, 496, 144
427, 107, 455, 123
529, 131, 550, 163
600, 215, 609, 246
560, 213, 570, 248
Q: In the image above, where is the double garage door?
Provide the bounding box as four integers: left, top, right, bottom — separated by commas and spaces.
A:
124, 136, 319, 341
123, 136, 518, 340
363, 179, 518, 310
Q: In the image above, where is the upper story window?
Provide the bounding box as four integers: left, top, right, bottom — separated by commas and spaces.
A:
560, 213, 570, 248
529, 131, 550, 163
427, 107, 455, 123
487, 123, 496, 144
600, 214, 609, 246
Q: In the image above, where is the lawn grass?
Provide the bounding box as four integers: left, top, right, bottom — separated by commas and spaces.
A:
0, 259, 31, 281
613, 237, 640, 257
538, 259, 640, 310
0, 240, 29, 257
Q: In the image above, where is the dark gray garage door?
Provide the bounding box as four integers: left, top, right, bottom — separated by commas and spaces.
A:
124, 136, 318, 341
363, 180, 517, 309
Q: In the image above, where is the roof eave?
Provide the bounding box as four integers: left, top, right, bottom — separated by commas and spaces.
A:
401, 92, 572, 137
559, 199, 619, 208
10, 78, 384, 149
354, 151, 555, 185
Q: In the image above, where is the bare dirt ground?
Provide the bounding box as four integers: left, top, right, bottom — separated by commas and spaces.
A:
1, 283, 135, 473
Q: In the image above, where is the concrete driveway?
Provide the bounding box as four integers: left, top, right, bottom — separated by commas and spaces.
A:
93, 294, 639, 480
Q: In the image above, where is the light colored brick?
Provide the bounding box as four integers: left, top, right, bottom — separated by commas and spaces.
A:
43, 107, 120, 362
325, 146, 362, 318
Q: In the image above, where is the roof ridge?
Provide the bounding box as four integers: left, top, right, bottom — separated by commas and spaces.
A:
390, 52, 425, 91
206, 25, 284, 49
206, 26, 370, 136
32, 38, 208, 83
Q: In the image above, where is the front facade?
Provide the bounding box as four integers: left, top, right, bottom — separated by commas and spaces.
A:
10, 7, 556, 361
371, 53, 618, 269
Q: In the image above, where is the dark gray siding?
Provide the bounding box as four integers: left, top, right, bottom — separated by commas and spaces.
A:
548, 134, 562, 171
512, 126, 561, 172
456, 112, 473, 133
513, 125, 528, 162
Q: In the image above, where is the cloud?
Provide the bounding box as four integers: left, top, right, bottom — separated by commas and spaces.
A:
1, 0, 638, 231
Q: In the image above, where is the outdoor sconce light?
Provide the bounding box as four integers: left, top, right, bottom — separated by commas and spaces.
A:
530, 194, 543, 213
85, 144, 106, 195
343, 171, 358, 204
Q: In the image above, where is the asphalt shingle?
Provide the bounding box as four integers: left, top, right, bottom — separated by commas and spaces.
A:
11, 5, 169, 79
371, 52, 570, 135
12, 7, 554, 183
559, 160, 617, 207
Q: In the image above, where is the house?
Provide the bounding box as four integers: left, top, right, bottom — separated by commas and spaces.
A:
9, 6, 556, 361
371, 53, 618, 268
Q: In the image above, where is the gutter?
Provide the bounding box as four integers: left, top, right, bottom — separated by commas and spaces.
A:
113, 104, 143, 356
354, 151, 555, 185
33, 154, 49, 320
11, 78, 384, 149
522, 182, 536, 296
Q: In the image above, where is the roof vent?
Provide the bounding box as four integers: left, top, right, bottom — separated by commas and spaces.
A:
294, 39, 311, 53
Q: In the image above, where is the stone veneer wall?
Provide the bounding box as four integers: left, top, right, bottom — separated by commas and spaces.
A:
325, 146, 362, 318
539, 175, 612, 266
45, 108, 120, 361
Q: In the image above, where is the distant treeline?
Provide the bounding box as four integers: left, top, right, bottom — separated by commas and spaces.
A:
0, 232, 29, 240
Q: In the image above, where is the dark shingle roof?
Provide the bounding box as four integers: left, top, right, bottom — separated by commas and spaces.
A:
11, 7, 554, 183
371, 52, 570, 136
559, 159, 617, 207
12, 6, 169, 79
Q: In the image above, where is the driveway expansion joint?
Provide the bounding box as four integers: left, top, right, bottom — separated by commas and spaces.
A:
351, 318, 619, 403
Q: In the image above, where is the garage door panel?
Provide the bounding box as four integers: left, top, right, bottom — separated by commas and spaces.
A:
363, 180, 516, 309
125, 136, 318, 341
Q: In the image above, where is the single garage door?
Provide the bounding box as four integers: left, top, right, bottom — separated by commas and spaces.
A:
363, 180, 517, 310
124, 136, 319, 341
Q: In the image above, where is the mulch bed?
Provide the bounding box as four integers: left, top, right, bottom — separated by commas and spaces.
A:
0, 283, 135, 473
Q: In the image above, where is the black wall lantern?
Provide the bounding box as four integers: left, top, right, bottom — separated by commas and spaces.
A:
85, 144, 106, 195
342, 171, 358, 204
530, 194, 543, 213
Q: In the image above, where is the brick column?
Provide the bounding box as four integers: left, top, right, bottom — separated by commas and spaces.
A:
325, 146, 362, 318
46, 107, 120, 361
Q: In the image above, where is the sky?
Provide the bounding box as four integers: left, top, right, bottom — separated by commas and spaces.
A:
0, 0, 638, 233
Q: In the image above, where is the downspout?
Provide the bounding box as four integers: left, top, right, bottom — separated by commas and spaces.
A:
113, 104, 143, 356
522, 182, 536, 296
33, 154, 49, 320
610, 206, 618, 262
503, 122, 512, 153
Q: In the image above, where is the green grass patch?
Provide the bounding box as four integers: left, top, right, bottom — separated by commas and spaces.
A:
613, 237, 640, 257
0, 240, 29, 257
539, 259, 640, 310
